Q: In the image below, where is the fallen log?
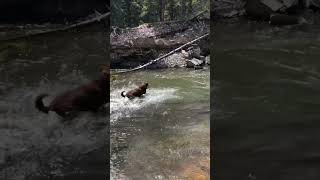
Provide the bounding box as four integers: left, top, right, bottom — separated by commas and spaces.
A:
0, 12, 110, 42
112, 33, 209, 74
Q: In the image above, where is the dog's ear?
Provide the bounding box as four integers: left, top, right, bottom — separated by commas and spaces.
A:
99, 64, 109, 71
99, 64, 109, 81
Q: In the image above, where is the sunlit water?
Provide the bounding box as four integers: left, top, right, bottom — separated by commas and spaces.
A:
0, 27, 108, 179
110, 69, 210, 179
214, 20, 320, 179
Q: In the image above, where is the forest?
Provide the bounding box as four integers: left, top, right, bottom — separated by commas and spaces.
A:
111, 0, 209, 27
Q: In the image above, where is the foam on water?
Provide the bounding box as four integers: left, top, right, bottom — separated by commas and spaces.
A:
110, 85, 180, 123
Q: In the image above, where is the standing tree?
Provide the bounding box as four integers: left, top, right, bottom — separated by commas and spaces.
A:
111, 0, 208, 27
159, 0, 166, 21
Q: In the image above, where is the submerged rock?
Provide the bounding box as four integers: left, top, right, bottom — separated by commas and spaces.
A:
178, 159, 210, 180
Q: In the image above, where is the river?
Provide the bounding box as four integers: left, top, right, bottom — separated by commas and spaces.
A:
110, 69, 210, 179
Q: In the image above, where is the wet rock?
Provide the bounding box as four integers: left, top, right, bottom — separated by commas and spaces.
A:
181, 49, 190, 59
186, 58, 204, 68
246, 0, 300, 20
194, 65, 204, 70
261, 0, 285, 11
283, 0, 299, 8
246, 0, 274, 20
188, 45, 201, 59
205, 56, 210, 65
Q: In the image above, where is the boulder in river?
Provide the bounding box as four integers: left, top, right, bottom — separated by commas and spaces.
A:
205, 56, 210, 65
186, 58, 204, 68
187, 45, 201, 59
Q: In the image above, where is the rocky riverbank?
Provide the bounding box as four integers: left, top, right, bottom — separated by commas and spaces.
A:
213, 0, 320, 25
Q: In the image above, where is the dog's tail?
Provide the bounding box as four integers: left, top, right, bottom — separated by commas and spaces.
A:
121, 91, 126, 98
35, 93, 50, 114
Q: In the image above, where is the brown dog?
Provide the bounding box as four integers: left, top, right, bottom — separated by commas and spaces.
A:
121, 83, 148, 99
35, 64, 109, 118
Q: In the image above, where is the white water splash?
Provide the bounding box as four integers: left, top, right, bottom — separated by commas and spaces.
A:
110, 86, 180, 123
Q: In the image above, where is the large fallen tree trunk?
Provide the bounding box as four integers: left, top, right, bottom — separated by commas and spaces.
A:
111, 13, 209, 68
112, 33, 209, 74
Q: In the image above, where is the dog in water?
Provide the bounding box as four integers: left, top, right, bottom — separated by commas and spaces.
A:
121, 83, 148, 99
35, 64, 109, 118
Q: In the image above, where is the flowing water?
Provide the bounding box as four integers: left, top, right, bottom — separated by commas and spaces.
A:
110, 69, 210, 179
213, 20, 320, 179
0, 26, 108, 179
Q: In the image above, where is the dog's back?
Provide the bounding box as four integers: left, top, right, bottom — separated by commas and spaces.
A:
35, 64, 109, 118
122, 83, 148, 98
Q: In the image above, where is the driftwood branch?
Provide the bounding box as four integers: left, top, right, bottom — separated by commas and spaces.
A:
2, 12, 110, 42
112, 33, 209, 75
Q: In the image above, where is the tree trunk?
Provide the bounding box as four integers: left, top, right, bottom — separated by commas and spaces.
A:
188, 0, 193, 15
181, 0, 187, 18
168, 0, 175, 20
125, 0, 132, 27
159, 0, 165, 21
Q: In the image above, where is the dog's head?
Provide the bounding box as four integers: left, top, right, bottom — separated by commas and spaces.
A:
140, 83, 148, 89
98, 64, 109, 91
99, 64, 109, 79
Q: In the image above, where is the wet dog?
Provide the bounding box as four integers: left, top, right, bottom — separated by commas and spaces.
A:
35, 64, 109, 118
121, 83, 148, 99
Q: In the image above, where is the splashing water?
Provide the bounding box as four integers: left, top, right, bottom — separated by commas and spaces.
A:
110, 85, 180, 123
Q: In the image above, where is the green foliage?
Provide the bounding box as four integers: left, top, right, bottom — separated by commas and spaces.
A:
111, 0, 209, 28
